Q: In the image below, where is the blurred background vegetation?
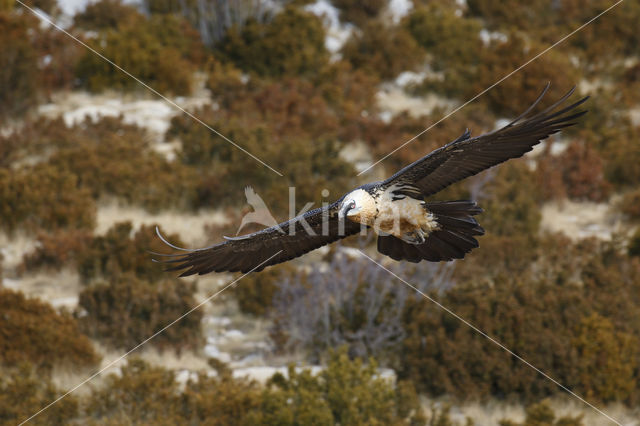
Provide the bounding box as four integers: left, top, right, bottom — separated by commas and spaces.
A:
1, 0, 640, 424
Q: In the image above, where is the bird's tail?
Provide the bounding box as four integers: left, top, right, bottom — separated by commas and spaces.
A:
377, 200, 485, 262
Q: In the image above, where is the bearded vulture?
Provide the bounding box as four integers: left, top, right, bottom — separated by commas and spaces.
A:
155, 84, 587, 275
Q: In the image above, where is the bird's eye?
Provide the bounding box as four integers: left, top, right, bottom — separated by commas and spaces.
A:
350, 201, 356, 209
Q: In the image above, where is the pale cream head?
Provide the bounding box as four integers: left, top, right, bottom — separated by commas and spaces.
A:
339, 189, 376, 225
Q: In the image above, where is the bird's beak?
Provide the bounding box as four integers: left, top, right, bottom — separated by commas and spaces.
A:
339, 200, 360, 219
339, 200, 353, 220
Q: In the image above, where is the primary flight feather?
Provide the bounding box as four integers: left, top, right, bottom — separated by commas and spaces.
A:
154, 84, 588, 275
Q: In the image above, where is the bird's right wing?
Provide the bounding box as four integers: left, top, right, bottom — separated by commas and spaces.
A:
153, 199, 364, 275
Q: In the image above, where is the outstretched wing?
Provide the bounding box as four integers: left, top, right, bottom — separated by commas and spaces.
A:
381, 84, 588, 196
153, 199, 363, 275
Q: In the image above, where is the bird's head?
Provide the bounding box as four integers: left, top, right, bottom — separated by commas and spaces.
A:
338, 189, 375, 224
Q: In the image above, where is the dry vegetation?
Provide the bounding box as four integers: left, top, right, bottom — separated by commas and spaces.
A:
2, 0, 640, 423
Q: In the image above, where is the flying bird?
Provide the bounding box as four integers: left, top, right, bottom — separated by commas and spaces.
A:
154, 84, 588, 276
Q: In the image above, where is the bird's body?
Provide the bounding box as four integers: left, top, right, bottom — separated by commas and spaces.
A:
154, 85, 588, 275
341, 185, 440, 243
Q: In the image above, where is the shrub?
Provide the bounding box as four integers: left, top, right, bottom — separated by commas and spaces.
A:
466, 0, 560, 34
46, 117, 197, 211
76, 222, 184, 283
571, 313, 638, 402
628, 228, 640, 258
469, 35, 581, 117
0, 165, 96, 234
0, 12, 39, 118
535, 141, 611, 202
399, 237, 640, 404
0, 363, 79, 426
250, 347, 426, 425
218, 6, 329, 78
169, 104, 356, 214
75, 13, 204, 94
0, 288, 100, 371
73, 0, 142, 30
500, 400, 584, 426
341, 20, 424, 80
234, 264, 295, 316
405, 4, 483, 71
359, 103, 496, 177
619, 188, 640, 221
332, 0, 386, 26
78, 274, 202, 351
270, 253, 453, 362
83, 358, 187, 424
477, 162, 543, 237
22, 229, 92, 272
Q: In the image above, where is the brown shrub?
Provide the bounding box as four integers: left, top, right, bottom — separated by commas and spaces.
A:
75, 13, 203, 95
169, 100, 356, 214
404, 4, 483, 71
341, 20, 424, 80
619, 188, 640, 221
77, 222, 184, 283
22, 229, 92, 272
73, 0, 142, 30
45, 118, 197, 211
359, 104, 496, 176
478, 161, 543, 237
234, 264, 295, 316
83, 358, 186, 424
536, 141, 611, 202
0, 363, 79, 426
78, 274, 202, 351
0, 165, 96, 234
0, 12, 39, 118
332, 0, 386, 26
400, 236, 640, 404
572, 313, 638, 402
500, 399, 584, 426
0, 288, 100, 371
469, 35, 581, 117
217, 6, 328, 78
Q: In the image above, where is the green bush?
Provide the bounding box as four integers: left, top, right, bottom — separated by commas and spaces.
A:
218, 6, 328, 78
0, 288, 100, 371
78, 274, 202, 351
341, 20, 424, 80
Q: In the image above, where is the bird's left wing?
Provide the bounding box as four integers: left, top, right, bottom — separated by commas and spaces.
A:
153, 200, 363, 275
381, 84, 588, 197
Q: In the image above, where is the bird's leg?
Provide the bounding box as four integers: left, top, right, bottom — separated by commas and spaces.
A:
401, 228, 426, 245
